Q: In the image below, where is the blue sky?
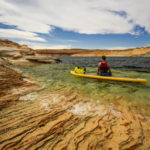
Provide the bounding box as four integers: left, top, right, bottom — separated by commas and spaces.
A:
0, 0, 150, 49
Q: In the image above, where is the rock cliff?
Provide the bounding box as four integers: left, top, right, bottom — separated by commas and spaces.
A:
36, 47, 150, 56
0, 39, 34, 57
0, 39, 60, 64
1, 39, 150, 57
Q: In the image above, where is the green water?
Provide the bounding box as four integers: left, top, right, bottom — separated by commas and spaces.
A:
16, 64, 150, 116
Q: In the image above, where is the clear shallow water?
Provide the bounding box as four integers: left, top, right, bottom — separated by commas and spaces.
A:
16, 63, 150, 116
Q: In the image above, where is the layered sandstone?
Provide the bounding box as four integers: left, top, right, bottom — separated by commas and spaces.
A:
1, 39, 150, 57
0, 39, 60, 64
0, 58, 39, 110
0, 39, 34, 57
36, 47, 150, 56
0, 39, 21, 48
0, 90, 150, 150
26, 56, 61, 64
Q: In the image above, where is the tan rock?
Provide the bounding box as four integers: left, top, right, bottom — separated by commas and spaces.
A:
25, 56, 61, 64
35, 47, 150, 56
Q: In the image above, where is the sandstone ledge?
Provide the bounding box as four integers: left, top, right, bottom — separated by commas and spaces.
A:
0, 90, 150, 150
25, 56, 61, 64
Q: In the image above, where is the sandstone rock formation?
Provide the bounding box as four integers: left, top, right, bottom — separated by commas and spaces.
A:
0, 58, 39, 110
1, 39, 150, 57
0, 47, 19, 57
1, 39, 150, 58
0, 39, 61, 64
19, 45, 35, 56
0, 90, 150, 150
0, 39, 21, 48
36, 47, 150, 56
0, 39, 34, 58
26, 56, 61, 64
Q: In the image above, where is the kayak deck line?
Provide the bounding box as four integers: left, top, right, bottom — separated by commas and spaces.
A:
70, 71, 147, 83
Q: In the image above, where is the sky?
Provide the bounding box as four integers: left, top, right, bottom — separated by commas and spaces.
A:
0, 0, 150, 49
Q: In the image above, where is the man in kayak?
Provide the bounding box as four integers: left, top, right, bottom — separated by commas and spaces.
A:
97, 56, 112, 76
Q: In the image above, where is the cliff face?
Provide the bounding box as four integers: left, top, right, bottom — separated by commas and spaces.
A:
36, 47, 150, 56
0, 39, 60, 64
1, 39, 150, 57
0, 39, 21, 48
0, 47, 19, 57
0, 39, 34, 57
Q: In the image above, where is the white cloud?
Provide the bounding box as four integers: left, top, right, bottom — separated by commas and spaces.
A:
0, 0, 150, 35
18, 41, 71, 49
0, 29, 45, 41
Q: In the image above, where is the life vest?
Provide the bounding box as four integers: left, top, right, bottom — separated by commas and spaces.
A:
99, 61, 108, 73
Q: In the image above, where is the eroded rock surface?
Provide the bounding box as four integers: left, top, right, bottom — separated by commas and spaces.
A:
0, 47, 19, 57
0, 58, 39, 110
0, 39, 61, 65
25, 56, 61, 64
0, 90, 150, 150
36, 47, 150, 56
0, 39, 34, 57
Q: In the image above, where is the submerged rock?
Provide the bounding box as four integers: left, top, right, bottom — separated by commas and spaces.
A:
26, 56, 61, 64
0, 90, 150, 149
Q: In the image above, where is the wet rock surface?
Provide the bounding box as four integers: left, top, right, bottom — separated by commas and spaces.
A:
0, 58, 39, 110
58, 56, 150, 72
26, 56, 61, 64
0, 91, 150, 150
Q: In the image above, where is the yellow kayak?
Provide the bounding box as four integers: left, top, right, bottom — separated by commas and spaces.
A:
70, 71, 147, 83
